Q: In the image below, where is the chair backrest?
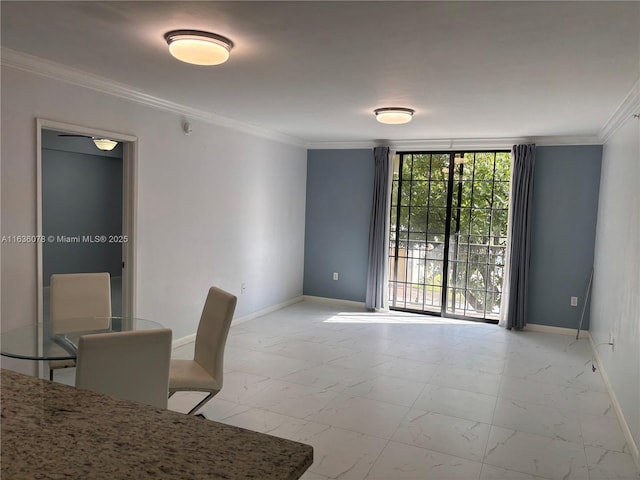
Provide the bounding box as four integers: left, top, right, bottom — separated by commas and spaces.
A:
75, 328, 172, 409
50, 272, 112, 333
194, 287, 237, 383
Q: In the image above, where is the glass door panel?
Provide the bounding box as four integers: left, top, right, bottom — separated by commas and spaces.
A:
445, 151, 510, 320
389, 153, 446, 313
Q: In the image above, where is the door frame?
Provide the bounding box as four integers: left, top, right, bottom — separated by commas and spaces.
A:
36, 118, 138, 330
389, 149, 509, 323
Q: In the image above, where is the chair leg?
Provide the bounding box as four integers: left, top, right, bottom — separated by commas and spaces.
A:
187, 392, 216, 416
49, 369, 54, 381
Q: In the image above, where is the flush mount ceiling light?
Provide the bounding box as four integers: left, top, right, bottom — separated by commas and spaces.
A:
165, 30, 234, 66
93, 138, 118, 151
374, 107, 415, 125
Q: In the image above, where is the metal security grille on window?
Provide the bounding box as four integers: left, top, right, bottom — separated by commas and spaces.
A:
388, 151, 511, 321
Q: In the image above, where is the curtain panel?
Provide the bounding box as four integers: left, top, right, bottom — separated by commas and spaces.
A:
365, 147, 391, 310
505, 144, 536, 329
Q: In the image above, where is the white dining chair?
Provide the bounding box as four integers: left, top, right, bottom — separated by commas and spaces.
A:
168, 286, 237, 415
75, 328, 173, 409
49, 272, 112, 380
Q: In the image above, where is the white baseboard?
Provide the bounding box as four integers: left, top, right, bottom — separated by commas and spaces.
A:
172, 333, 196, 349
303, 295, 366, 309
589, 334, 640, 473
171, 295, 304, 348
525, 323, 589, 339
231, 296, 304, 326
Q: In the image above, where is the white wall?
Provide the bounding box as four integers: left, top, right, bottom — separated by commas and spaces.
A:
1, 66, 307, 341
590, 115, 640, 461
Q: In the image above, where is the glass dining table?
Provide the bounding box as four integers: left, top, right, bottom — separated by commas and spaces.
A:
0, 317, 163, 361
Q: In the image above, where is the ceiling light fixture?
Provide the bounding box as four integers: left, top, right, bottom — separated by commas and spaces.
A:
93, 138, 118, 151
374, 107, 415, 125
164, 30, 234, 66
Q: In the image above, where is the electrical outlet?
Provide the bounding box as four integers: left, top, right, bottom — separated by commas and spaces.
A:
570, 296, 578, 307
609, 333, 615, 351
333, 272, 339, 281
241, 282, 246, 294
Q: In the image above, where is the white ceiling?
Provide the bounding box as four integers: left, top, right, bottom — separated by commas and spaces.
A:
2, 1, 639, 145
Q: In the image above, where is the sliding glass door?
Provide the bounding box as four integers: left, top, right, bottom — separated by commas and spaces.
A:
388, 151, 511, 321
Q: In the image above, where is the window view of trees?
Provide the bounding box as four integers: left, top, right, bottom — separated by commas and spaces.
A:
389, 151, 511, 320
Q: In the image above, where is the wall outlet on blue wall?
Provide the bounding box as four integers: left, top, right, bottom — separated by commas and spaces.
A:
570, 296, 578, 307
333, 272, 339, 281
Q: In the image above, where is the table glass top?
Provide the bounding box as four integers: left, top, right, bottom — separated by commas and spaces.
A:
0, 317, 163, 361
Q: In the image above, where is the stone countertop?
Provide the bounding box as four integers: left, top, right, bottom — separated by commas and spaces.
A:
1, 369, 313, 479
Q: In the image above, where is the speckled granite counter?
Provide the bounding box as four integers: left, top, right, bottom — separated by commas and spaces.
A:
1, 369, 313, 479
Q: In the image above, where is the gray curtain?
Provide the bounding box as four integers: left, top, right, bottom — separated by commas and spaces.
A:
365, 147, 390, 310
506, 144, 536, 329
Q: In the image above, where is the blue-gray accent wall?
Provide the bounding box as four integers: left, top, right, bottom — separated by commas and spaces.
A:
528, 145, 602, 329
42, 130, 123, 286
304, 149, 374, 302
303, 145, 603, 331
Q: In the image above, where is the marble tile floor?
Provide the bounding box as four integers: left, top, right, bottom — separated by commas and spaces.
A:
57, 300, 639, 480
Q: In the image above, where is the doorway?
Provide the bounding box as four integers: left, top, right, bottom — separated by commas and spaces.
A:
388, 151, 511, 321
37, 119, 137, 328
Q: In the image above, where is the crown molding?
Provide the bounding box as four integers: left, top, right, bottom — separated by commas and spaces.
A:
306, 141, 380, 150
599, 76, 640, 143
1, 48, 306, 148
307, 135, 602, 150
1, 47, 610, 151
